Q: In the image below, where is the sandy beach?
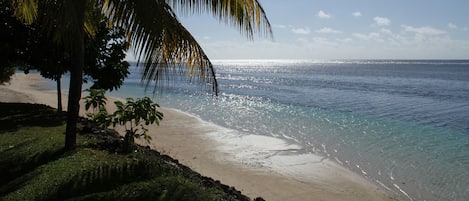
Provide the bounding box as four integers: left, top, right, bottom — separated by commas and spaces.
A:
0, 73, 401, 201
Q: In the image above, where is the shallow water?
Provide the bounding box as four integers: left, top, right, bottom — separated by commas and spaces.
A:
59, 60, 469, 200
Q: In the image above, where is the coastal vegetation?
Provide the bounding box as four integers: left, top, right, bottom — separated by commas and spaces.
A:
0, 1, 130, 111
83, 89, 164, 152
112, 97, 164, 152
2, 1, 272, 199
7, 0, 272, 150
0, 102, 254, 201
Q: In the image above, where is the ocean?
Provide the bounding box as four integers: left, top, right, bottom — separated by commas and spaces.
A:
58, 60, 469, 200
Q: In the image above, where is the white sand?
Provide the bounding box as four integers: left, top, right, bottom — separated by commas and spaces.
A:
0, 73, 402, 201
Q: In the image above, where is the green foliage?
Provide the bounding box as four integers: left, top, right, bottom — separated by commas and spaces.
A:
0, 103, 65, 131
83, 10, 130, 91
82, 90, 164, 151
69, 176, 218, 201
93, 107, 113, 129
0, 2, 130, 90
0, 66, 15, 83
1, 149, 129, 200
83, 88, 112, 129
113, 97, 164, 129
0, 103, 244, 201
113, 97, 164, 151
0, 1, 31, 83
8, 0, 272, 150
83, 88, 107, 112
0, 125, 65, 186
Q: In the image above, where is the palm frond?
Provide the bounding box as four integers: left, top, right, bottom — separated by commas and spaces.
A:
10, 0, 98, 47
84, 1, 100, 38
167, 0, 273, 39
38, 0, 88, 49
9, 0, 38, 24
102, 0, 218, 94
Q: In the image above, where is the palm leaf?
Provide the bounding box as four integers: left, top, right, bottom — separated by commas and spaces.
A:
9, 0, 38, 24
12, 0, 272, 95
102, 0, 219, 94
167, 0, 273, 39
39, 0, 88, 49
11, 0, 98, 49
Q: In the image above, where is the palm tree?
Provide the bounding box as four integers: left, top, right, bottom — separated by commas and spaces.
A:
9, 0, 272, 150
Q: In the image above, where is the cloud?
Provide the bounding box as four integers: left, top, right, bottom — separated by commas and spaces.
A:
402, 25, 446, 35
292, 27, 311, 35
380, 28, 393, 35
317, 10, 332, 19
273, 24, 288, 29
337, 38, 353, 43
316, 27, 342, 34
353, 32, 381, 41
352, 12, 362, 17
311, 37, 339, 46
352, 33, 368, 40
374, 16, 391, 26
444, 23, 469, 32
448, 23, 458, 29
296, 37, 309, 43
200, 36, 469, 60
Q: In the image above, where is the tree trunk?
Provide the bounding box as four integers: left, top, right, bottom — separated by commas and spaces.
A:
56, 76, 62, 112
65, 0, 86, 150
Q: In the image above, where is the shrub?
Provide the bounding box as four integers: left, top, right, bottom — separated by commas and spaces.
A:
112, 97, 164, 152
83, 89, 111, 129
83, 90, 164, 152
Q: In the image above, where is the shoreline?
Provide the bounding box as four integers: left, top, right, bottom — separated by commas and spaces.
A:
148, 108, 400, 201
0, 73, 401, 201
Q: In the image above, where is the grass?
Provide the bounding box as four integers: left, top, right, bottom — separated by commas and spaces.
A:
0, 103, 251, 201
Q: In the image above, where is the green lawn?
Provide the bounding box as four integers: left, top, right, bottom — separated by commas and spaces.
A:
0, 103, 250, 201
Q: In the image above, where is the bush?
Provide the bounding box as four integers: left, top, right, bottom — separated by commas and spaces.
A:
113, 97, 164, 152
83, 89, 111, 129
83, 89, 164, 152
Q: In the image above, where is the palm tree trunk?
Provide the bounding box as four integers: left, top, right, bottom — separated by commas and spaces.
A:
56, 76, 62, 112
65, 0, 86, 150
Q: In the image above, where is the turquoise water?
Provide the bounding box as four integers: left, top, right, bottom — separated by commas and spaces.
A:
57, 60, 469, 200
136, 93, 468, 201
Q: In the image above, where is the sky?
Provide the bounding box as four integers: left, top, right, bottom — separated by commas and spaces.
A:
170, 0, 469, 60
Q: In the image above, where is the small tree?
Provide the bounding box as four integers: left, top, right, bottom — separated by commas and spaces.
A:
83, 88, 111, 129
83, 89, 107, 114
83, 89, 164, 152
1, 2, 130, 111
113, 97, 164, 152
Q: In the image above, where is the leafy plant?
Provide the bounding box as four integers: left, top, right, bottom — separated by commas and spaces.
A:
92, 107, 113, 129
112, 97, 163, 152
83, 89, 107, 113
82, 90, 164, 151
83, 89, 111, 129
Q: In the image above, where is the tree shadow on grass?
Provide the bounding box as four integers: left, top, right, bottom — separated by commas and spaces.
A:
0, 148, 66, 195
0, 102, 65, 133
0, 134, 66, 189
0, 102, 66, 188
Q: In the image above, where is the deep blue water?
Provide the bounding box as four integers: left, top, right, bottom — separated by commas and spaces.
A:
73, 60, 469, 200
